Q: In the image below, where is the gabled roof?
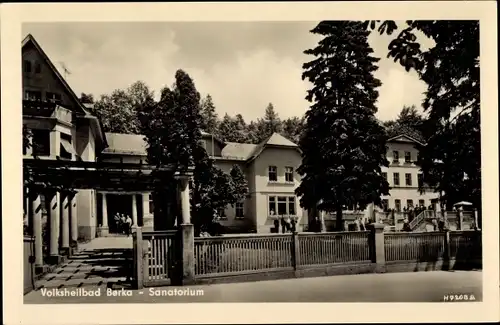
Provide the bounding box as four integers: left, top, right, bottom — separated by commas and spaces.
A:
22, 34, 108, 149
103, 133, 147, 156
22, 34, 86, 115
246, 132, 300, 163
386, 123, 426, 146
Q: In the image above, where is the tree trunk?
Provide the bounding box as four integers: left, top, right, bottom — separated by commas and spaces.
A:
336, 207, 343, 231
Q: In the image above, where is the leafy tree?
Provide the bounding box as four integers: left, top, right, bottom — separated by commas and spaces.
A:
255, 103, 283, 142
93, 81, 155, 134
80, 93, 94, 104
218, 113, 248, 143
281, 116, 305, 144
367, 20, 480, 211
297, 21, 390, 230
396, 105, 424, 131
200, 94, 219, 134
246, 121, 260, 144
139, 70, 248, 233
229, 165, 249, 201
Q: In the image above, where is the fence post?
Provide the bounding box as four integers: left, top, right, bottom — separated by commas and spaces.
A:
181, 223, 195, 285
292, 231, 300, 276
134, 227, 144, 289
367, 223, 386, 273
442, 229, 451, 271
457, 207, 463, 230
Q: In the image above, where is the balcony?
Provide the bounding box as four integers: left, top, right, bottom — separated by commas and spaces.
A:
23, 100, 73, 125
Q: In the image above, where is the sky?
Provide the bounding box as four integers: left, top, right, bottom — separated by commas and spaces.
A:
23, 22, 431, 122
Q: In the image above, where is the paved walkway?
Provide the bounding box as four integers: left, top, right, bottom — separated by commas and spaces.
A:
33, 236, 134, 292
25, 270, 482, 303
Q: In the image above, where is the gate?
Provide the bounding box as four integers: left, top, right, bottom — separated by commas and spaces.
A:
133, 228, 180, 288
23, 236, 35, 294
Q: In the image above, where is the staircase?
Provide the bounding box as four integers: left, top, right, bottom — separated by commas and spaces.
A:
409, 210, 433, 231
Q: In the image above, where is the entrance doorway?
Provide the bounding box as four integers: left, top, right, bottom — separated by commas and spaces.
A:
107, 194, 133, 234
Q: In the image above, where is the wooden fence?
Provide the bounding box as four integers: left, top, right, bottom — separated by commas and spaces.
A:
132, 225, 482, 288
24, 236, 35, 295
133, 230, 179, 287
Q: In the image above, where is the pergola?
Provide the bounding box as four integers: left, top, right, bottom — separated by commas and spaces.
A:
23, 158, 194, 269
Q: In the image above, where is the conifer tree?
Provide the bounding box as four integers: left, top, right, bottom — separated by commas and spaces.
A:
297, 21, 390, 230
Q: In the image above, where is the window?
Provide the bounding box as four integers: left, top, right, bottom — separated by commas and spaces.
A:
382, 199, 389, 211
34, 61, 41, 74
269, 195, 296, 216
148, 194, 154, 214
392, 150, 399, 162
393, 173, 400, 186
60, 133, 74, 160
23, 60, 32, 73
277, 196, 287, 215
288, 196, 296, 215
418, 199, 425, 207
25, 90, 42, 101
417, 174, 423, 187
416, 151, 420, 163
382, 172, 387, 181
235, 202, 244, 219
405, 173, 412, 186
285, 166, 294, 183
268, 196, 276, 215
405, 151, 411, 163
394, 199, 401, 212
407, 199, 414, 209
46, 92, 62, 104
32, 129, 50, 156
268, 166, 277, 182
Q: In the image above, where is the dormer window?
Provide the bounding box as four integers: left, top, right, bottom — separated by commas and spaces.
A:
34, 61, 41, 74
404, 151, 411, 163
392, 150, 399, 162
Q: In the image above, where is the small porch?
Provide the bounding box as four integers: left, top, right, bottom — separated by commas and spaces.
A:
23, 158, 194, 293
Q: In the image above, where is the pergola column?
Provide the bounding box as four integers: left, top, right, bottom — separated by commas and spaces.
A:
46, 190, 61, 264
60, 191, 70, 254
29, 188, 43, 268
69, 191, 78, 249
178, 176, 194, 285
100, 192, 109, 236
131, 194, 138, 227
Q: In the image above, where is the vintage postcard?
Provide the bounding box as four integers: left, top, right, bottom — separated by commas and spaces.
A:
1, 1, 498, 324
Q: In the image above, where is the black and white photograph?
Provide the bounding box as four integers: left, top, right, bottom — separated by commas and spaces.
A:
1, 1, 499, 324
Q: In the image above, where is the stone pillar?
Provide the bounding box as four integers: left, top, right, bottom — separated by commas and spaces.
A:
46, 190, 61, 264
60, 192, 70, 254
441, 207, 448, 228
473, 208, 480, 230
29, 190, 43, 268
180, 177, 191, 224
70, 191, 78, 247
179, 176, 194, 284
367, 223, 386, 273
131, 194, 138, 227
100, 192, 109, 236
142, 193, 154, 231
457, 206, 464, 230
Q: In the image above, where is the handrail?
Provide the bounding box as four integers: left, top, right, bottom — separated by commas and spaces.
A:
409, 210, 428, 230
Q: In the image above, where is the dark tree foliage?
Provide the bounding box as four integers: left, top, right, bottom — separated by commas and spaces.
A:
138, 70, 248, 234
367, 20, 480, 210
200, 94, 219, 135
297, 21, 390, 230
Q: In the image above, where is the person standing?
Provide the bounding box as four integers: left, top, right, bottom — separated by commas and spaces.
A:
125, 215, 132, 237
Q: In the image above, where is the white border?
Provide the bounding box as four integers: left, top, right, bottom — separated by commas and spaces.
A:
1, 2, 498, 324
